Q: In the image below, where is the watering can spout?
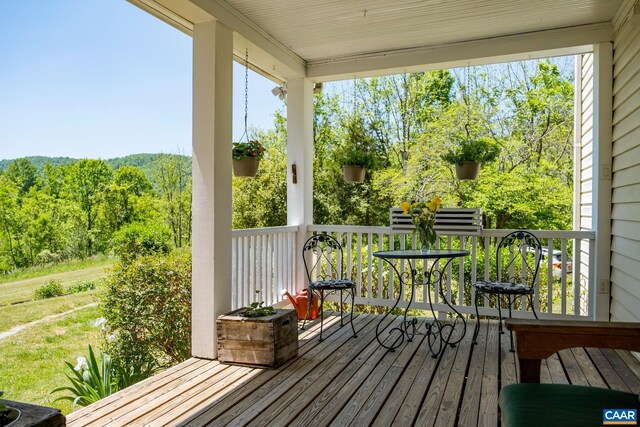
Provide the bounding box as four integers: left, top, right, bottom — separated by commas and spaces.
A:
280, 288, 319, 320
281, 289, 298, 309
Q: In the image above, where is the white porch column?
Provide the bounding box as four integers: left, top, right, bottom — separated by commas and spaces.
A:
592, 42, 613, 321
192, 20, 233, 358
287, 78, 314, 290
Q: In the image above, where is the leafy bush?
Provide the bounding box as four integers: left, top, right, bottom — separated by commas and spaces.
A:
35, 279, 64, 299
52, 345, 117, 409
35, 249, 62, 265
101, 249, 191, 377
67, 280, 97, 294
441, 136, 500, 165
111, 222, 172, 262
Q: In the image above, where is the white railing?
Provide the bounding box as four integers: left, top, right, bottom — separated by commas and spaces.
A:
307, 226, 596, 320
231, 225, 596, 320
231, 225, 299, 309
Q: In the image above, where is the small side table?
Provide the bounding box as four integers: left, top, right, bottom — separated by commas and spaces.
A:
373, 249, 470, 357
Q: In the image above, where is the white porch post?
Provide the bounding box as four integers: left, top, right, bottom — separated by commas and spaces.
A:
192, 20, 233, 358
592, 42, 613, 321
286, 78, 314, 290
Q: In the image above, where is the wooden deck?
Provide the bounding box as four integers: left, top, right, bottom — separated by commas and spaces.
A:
66, 313, 640, 427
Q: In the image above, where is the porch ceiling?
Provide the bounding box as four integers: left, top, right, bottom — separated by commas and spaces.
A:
228, 0, 619, 62
141, 0, 620, 80
225, 0, 620, 80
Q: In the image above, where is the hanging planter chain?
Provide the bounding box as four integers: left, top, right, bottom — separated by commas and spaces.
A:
240, 48, 250, 143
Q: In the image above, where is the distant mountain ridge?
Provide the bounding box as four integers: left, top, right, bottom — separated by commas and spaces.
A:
0, 153, 191, 179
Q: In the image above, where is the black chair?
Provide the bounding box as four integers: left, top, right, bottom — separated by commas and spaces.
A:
472, 230, 542, 351
301, 234, 357, 342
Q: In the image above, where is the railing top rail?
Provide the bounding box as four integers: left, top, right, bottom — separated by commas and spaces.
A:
307, 224, 595, 239
232, 225, 299, 237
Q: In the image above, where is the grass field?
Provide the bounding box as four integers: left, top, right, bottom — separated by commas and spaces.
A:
0, 304, 103, 414
0, 255, 113, 285
0, 262, 111, 306
0, 262, 112, 415
0, 290, 100, 332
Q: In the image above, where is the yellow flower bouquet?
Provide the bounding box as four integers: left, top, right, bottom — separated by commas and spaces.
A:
400, 196, 442, 251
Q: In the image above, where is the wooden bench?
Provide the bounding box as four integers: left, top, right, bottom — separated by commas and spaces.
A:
499, 319, 640, 426
389, 207, 482, 235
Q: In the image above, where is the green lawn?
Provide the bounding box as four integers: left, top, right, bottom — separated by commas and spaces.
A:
0, 255, 113, 285
0, 305, 103, 415
0, 290, 100, 333
0, 262, 111, 306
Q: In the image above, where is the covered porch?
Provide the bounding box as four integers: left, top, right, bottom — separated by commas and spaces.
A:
66, 314, 640, 426
67, 0, 640, 424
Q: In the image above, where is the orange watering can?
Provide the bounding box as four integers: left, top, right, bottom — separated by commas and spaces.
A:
281, 289, 319, 321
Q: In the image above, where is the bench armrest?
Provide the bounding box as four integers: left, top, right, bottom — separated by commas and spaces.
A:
505, 319, 640, 383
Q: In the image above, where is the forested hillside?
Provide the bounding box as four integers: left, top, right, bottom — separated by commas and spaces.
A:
0, 153, 191, 183
0, 155, 191, 271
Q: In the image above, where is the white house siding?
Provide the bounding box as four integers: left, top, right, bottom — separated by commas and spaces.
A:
610, 0, 640, 322
575, 53, 595, 315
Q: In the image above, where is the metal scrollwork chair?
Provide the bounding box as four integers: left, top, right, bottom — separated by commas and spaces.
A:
301, 233, 358, 342
472, 230, 542, 351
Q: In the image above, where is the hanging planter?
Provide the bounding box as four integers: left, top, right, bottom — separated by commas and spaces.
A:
233, 156, 261, 177
232, 48, 264, 178
455, 161, 481, 180
343, 165, 367, 183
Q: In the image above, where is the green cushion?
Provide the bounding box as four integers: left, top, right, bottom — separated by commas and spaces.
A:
499, 384, 639, 427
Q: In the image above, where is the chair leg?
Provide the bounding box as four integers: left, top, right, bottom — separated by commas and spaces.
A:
340, 290, 344, 327
350, 288, 357, 338
301, 288, 312, 331
497, 293, 504, 335
472, 290, 482, 344
529, 294, 539, 319
318, 291, 325, 342
508, 295, 515, 352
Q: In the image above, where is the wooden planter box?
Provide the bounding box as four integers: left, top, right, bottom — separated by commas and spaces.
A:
217, 308, 298, 368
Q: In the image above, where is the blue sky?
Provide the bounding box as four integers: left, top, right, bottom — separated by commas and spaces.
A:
0, 0, 284, 160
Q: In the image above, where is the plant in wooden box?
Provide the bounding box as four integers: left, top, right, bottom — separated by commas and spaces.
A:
441, 133, 499, 180
217, 291, 298, 368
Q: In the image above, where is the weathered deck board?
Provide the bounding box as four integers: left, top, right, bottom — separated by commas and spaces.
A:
65, 317, 640, 427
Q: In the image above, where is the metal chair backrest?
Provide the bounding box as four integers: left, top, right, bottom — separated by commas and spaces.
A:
302, 234, 345, 283
495, 230, 543, 288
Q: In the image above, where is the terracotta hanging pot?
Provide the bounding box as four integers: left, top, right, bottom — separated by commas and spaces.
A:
233, 157, 260, 177
343, 165, 367, 183
455, 162, 480, 180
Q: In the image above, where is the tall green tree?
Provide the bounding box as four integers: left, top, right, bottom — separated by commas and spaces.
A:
64, 159, 113, 256
155, 155, 191, 247
5, 157, 41, 195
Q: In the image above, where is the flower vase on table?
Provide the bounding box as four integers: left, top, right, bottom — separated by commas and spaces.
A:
400, 196, 442, 252
415, 225, 437, 252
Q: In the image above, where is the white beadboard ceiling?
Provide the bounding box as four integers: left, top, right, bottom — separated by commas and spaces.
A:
225, 0, 620, 62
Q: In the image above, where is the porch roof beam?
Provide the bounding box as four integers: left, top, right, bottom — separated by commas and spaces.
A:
187, 0, 306, 80
307, 23, 614, 81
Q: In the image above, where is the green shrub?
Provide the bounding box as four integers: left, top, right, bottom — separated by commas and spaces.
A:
66, 280, 97, 294
111, 222, 172, 262
35, 279, 64, 299
101, 248, 191, 378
